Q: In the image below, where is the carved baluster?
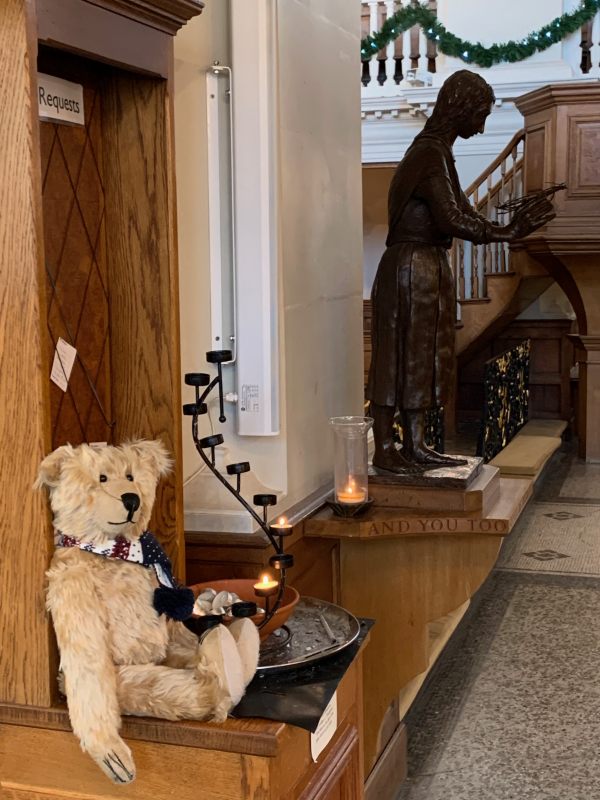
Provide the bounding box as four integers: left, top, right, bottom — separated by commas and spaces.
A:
485, 173, 493, 275
590, 10, 600, 77
385, 0, 396, 86
458, 240, 466, 301
581, 19, 592, 74
361, 59, 371, 87
427, 0, 438, 73
470, 241, 479, 299
402, 2, 411, 79
367, 0, 379, 86
418, 20, 427, 76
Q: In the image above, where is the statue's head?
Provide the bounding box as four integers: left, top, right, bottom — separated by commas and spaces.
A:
428, 70, 495, 139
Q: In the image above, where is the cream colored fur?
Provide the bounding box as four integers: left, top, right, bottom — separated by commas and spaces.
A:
37, 440, 259, 785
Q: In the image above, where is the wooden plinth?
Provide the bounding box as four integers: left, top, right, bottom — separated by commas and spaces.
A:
306, 476, 531, 540
368, 464, 500, 513
305, 474, 533, 781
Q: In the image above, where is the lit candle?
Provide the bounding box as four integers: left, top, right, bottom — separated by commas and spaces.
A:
337, 479, 367, 505
253, 573, 279, 597
270, 515, 293, 536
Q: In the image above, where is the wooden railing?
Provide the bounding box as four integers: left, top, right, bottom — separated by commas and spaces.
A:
361, 2, 600, 98
361, 0, 438, 92
453, 129, 525, 313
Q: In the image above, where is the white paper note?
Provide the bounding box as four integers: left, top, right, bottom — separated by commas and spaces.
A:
310, 691, 338, 762
50, 338, 77, 392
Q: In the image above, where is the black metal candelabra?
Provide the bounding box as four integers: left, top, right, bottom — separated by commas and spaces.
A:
183, 350, 294, 630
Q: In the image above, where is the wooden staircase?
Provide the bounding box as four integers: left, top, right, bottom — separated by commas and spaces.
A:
453, 130, 553, 363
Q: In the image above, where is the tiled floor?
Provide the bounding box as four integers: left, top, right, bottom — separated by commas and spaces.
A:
398, 443, 600, 800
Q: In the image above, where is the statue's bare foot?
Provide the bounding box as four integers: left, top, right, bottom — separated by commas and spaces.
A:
373, 449, 422, 475
407, 446, 468, 468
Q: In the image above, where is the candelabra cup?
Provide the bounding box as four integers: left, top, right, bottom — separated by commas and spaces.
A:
328, 416, 373, 516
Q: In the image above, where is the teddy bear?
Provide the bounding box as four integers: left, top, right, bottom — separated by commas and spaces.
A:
36, 439, 260, 785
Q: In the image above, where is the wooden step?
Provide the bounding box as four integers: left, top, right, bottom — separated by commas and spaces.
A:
304, 476, 532, 540
368, 464, 500, 514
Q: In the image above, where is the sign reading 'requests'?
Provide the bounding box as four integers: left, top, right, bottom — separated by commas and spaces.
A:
38, 73, 84, 126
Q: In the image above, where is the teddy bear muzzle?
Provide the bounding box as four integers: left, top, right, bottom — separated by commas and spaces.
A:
120, 492, 140, 522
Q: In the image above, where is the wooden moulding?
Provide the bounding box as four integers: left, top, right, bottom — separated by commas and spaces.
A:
85, 0, 204, 34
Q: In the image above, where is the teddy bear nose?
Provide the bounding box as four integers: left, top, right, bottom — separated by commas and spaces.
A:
121, 493, 140, 513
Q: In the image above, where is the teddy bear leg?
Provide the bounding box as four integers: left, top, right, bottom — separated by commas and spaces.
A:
198, 625, 246, 714
227, 618, 260, 687
92, 739, 136, 785
163, 620, 201, 668
116, 661, 228, 722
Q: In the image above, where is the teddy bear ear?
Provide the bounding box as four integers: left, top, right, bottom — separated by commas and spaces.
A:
126, 439, 173, 479
34, 444, 74, 489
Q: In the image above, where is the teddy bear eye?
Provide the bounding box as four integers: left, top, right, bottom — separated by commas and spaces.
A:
99, 474, 108, 483
126, 474, 134, 482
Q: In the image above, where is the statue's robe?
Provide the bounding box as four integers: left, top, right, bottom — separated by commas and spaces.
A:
366, 132, 495, 411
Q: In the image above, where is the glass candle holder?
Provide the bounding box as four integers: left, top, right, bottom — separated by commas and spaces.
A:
329, 416, 373, 505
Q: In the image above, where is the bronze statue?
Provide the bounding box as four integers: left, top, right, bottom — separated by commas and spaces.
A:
367, 70, 554, 474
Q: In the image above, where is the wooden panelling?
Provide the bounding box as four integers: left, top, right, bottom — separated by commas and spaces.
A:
339, 533, 502, 772
186, 529, 339, 604
0, 653, 366, 800
570, 118, 600, 194
523, 124, 547, 192
298, 726, 361, 800
0, 0, 55, 707
458, 319, 574, 422
38, 49, 113, 448
102, 71, 184, 574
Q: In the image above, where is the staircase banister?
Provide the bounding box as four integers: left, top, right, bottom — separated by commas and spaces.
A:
473, 161, 520, 213
465, 128, 525, 199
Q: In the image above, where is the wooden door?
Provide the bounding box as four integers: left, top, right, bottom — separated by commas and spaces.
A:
39, 48, 113, 448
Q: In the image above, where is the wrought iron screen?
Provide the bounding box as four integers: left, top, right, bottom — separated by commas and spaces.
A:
477, 340, 530, 462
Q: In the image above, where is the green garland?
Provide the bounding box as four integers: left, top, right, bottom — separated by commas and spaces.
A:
361, 0, 600, 68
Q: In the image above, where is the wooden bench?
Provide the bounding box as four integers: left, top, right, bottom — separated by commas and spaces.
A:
489, 418, 566, 479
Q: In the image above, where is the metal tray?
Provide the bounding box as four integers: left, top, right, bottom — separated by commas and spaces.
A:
257, 596, 360, 673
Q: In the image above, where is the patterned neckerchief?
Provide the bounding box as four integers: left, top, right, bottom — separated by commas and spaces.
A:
55, 530, 175, 588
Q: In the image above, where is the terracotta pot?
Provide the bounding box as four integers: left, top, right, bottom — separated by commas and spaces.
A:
189, 579, 300, 641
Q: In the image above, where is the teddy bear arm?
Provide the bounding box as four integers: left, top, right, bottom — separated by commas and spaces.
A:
46, 563, 131, 779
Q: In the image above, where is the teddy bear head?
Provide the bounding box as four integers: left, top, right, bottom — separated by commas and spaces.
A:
35, 440, 172, 544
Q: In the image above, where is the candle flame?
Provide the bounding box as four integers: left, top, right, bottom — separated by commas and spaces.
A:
261, 574, 270, 585
278, 516, 287, 526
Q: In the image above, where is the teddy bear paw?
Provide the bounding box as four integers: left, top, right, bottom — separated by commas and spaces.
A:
92, 739, 136, 784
